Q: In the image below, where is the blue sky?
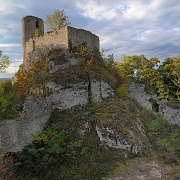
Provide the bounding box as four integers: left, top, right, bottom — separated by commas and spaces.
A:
0, 0, 180, 78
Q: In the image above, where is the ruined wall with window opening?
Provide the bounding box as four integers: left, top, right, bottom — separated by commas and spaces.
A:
22, 16, 99, 62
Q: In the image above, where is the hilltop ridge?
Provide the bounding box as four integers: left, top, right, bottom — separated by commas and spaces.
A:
0, 15, 179, 179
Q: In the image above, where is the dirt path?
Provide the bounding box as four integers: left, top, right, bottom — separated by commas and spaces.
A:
106, 157, 179, 180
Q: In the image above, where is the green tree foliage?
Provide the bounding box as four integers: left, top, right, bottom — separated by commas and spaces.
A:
34, 29, 43, 37
0, 50, 11, 72
117, 54, 180, 101
100, 52, 127, 97
157, 56, 180, 100
117, 54, 159, 84
75, 46, 126, 99
0, 59, 48, 122
14, 126, 86, 177
0, 80, 21, 121
45, 9, 71, 31
148, 117, 180, 164
102, 52, 117, 74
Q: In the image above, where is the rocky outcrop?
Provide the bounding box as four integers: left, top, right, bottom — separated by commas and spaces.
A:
0, 48, 116, 155
46, 80, 115, 110
95, 111, 148, 155
129, 83, 180, 125
96, 125, 144, 154
0, 96, 51, 154
0, 80, 115, 155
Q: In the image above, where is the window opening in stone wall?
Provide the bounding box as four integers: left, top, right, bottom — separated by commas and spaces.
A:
33, 40, 35, 51
36, 19, 39, 28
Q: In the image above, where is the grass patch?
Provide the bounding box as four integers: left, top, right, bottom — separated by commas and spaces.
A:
148, 117, 180, 164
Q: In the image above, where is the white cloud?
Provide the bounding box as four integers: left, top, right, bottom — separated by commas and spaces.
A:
4, 60, 22, 75
0, 44, 21, 48
150, 0, 180, 9
79, 0, 180, 60
122, 2, 146, 21
0, 0, 180, 79
6, 65, 18, 74
76, 0, 122, 20
0, 61, 22, 78
0, 1, 25, 15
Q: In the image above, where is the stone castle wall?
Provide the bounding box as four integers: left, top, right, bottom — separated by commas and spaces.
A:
67, 26, 99, 51
24, 25, 99, 61
25, 26, 68, 58
22, 16, 44, 60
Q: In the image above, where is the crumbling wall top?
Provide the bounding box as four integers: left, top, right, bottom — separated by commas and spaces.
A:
22, 15, 100, 62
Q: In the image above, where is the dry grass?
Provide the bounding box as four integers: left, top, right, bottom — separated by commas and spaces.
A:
0, 154, 14, 180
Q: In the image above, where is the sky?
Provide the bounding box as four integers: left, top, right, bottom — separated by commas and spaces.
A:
0, 0, 180, 78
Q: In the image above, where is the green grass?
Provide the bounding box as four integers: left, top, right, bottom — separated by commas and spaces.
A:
148, 117, 180, 164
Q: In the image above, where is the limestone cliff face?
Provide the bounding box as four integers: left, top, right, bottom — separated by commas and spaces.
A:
129, 83, 180, 125
0, 96, 51, 153
0, 47, 115, 154
2, 47, 178, 157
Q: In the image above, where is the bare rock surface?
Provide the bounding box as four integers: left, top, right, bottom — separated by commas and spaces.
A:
129, 83, 180, 126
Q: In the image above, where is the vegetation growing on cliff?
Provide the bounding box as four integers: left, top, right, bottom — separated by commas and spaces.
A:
3, 98, 178, 179
15, 59, 49, 96
10, 98, 148, 179
0, 58, 49, 122
0, 50, 11, 73
0, 48, 179, 179
0, 47, 119, 122
14, 126, 87, 178
0, 80, 22, 121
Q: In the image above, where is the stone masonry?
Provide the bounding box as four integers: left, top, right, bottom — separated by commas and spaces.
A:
22, 16, 44, 61
22, 16, 99, 62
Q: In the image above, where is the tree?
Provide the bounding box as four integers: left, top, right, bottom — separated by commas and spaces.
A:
116, 54, 160, 84
0, 50, 11, 72
117, 54, 180, 101
0, 80, 19, 120
157, 56, 180, 100
45, 9, 71, 31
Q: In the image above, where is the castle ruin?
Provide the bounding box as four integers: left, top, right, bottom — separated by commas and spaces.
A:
22, 16, 100, 61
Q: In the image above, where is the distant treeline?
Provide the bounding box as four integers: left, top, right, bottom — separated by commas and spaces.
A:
0, 78, 11, 81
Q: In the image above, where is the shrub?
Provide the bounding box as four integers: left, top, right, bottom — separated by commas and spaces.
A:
116, 83, 128, 98
15, 59, 49, 96
14, 126, 86, 177
148, 117, 180, 164
0, 80, 21, 121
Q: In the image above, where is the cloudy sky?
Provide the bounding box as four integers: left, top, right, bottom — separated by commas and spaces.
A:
0, 0, 180, 78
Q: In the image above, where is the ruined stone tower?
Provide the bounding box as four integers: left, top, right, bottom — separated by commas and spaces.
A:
22, 15, 99, 62
22, 16, 44, 61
